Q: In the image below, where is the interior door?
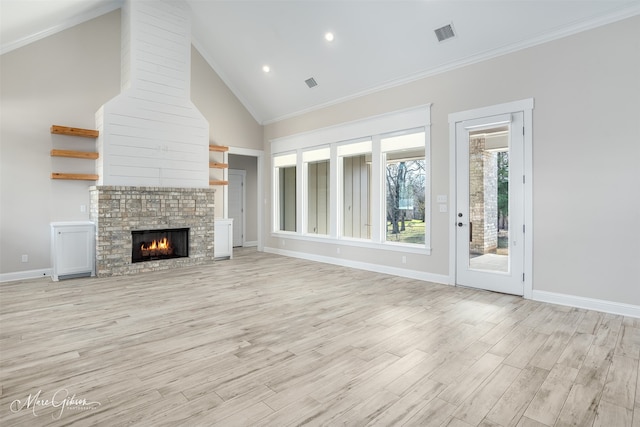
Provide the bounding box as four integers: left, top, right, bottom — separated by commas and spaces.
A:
455, 112, 524, 295
228, 170, 245, 247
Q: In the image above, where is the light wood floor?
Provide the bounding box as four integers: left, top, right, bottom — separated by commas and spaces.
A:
1, 249, 638, 426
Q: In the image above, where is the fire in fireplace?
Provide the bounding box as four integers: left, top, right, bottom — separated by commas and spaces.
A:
131, 228, 189, 263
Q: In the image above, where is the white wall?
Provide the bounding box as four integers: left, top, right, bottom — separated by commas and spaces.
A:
263, 16, 640, 307
0, 9, 262, 276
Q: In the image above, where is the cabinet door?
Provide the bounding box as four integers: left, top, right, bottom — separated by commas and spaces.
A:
214, 220, 233, 259
55, 226, 94, 275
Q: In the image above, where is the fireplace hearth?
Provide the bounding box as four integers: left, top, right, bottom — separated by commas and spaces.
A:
132, 228, 189, 263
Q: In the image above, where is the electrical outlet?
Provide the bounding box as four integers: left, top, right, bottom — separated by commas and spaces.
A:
402, 256, 406, 264
336, 247, 341, 254
80, 204, 86, 213
21, 254, 28, 263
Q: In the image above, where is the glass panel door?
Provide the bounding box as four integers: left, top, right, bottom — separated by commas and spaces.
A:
455, 112, 524, 295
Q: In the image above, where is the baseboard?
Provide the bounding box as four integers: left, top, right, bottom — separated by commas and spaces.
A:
243, 241, 258, 247
0, 268, 52, 283
264, 246, 449, 285
532, 290, 640, 318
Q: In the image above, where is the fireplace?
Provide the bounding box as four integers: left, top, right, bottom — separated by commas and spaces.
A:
90, 186, 215, 277
87, 0, 216, 277
132, 228, 189, 263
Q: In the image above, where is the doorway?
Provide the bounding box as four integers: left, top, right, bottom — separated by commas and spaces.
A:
229, 169, 245, 247
449, 99, 533, 296
228, 149, 263, 250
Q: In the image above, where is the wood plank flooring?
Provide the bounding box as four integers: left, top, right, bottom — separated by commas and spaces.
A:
1, 248, 638, 426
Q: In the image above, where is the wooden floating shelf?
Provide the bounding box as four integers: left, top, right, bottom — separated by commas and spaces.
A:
51, 173, 99, 181
209, 145, 229, 152
209, 180, 229, 186
51, 149, 99, 160
51, 125, 99, 138
209, 162, 228, 169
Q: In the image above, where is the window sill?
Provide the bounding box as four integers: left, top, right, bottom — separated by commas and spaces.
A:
271, 232, 431, 255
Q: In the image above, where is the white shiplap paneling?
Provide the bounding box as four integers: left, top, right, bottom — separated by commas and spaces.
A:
97, 0, 208, 188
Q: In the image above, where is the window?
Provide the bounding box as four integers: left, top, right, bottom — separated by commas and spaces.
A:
270, 104, 431, 253
274, 153, 296, 232
338, 140, 372, 240
382, 130, 426, 245
303, 148, 330, 235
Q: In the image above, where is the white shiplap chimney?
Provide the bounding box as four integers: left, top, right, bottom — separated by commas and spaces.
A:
96, 0, 209, 188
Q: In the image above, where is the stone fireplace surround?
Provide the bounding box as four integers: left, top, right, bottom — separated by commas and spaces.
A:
89, 186, 215, 277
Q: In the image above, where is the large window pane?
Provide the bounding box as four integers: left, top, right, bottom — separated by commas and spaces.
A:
278, 166, 296, 231
383, 131, 426, 245
307, 160, 329, 234
342, 154, 371, 239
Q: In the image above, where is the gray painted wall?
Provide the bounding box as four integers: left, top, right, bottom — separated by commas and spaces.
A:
263, 16, 640, 306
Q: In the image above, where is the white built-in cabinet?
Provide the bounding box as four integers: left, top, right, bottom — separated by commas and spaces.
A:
214, 219, 233, 260
51, 221, 95, 281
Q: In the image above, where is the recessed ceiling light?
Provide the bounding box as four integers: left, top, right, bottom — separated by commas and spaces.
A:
324, 32, 334, 42
262, 65, 270, 73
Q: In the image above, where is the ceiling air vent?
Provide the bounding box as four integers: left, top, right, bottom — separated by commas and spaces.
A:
434, 24, 456, 42
305, 77, 318, 88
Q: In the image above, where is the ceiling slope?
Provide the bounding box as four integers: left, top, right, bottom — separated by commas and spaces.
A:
2, 0, 639, 123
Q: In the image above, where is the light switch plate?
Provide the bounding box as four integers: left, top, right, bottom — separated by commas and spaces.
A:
437, 195, 447, 203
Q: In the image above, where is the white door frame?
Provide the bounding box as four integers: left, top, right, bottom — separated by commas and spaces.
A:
449, 99, 534, 298
229, 169, 246, 247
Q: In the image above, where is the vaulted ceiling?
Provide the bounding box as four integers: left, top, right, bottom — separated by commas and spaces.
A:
2, 0, 639, 124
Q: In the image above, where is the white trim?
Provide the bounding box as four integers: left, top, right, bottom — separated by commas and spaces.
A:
448, 119, 457, 286
50, 221, 95, 226
449, 99, 534, 124
271, 231, 431, 255
228, 169, 247, 247
228, 146, 264, 252
243, 240, 258, 247
271, 104, 432, 154
0, 1, 124, 56
532, 290, 640, 319
522, 105, 534, 299
0, 269, 52, 283
261, 3, 640, 125
264, 246, 448, 285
